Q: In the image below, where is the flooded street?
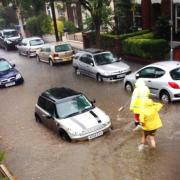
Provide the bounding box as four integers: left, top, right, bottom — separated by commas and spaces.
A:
0, 49, 180, 180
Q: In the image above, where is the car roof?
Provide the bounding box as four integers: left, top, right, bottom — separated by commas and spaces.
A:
22, 37, 43, 41
41, 87, 81, 102
42, 42, 71, 47
81, 48, 107, 54
150, 61, 180, 70
2, 29, 17, 32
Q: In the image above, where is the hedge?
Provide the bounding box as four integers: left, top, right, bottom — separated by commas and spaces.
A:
122, 37, 169, 59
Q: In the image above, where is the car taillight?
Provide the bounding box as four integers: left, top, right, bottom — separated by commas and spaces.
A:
168, 82, 180, 89
53, 53, 59, 58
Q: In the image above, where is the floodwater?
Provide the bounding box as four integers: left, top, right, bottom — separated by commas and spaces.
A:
0, 49, 180, 180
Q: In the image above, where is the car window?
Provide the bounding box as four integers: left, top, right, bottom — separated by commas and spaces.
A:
45, 47, 51, 52
45, 101, 56, 116
79, 54, 93, 65
37, 96, 46, 109
155, 67, 165, 78
56, 95, 93, 118
55, 44, 72, 52
170, 67, 180, 80
138, 67, 156, 78
94, 52, 117, 65
4, 30, 18, 38
30, 39, 44, 46
0, 61, 12, 71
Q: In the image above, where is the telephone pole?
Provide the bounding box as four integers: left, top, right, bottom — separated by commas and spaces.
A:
50, 0, 60, 42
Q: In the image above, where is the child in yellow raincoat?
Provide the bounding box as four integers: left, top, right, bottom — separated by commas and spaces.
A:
138, 98, 163, 150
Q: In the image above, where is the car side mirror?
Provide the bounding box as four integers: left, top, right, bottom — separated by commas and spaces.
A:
135, 73, 140, 79
90, 62, 94, 66
11, 64, 15, 68
42, 114, 52, 119
91, 99, 96, 104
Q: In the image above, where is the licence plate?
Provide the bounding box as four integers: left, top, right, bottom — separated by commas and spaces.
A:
88, 131, 103, 140
117, 74, 125, 78
5, 82, 15, 87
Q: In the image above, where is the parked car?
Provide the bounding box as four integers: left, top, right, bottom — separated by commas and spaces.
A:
0, 29, 22, 51
16, 37, 44, 57
0, 58, 24, 88
124, 61, 180, 103
35, 87, 111, 141
72, 48, 131, 82
36, 42, 74, 66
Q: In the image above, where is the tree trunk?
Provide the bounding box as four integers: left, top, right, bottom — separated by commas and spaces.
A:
94, 18, 101, 48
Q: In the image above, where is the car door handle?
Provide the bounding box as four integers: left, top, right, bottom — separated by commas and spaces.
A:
148, 80, 151, 82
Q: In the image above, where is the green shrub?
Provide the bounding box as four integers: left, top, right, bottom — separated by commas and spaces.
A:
122, 38, 169, 59
0, 18, 6, 29
100, 34, 118, 49
0, 151, 5, 162
26, 14, 51, 36
63, 21, 76, 34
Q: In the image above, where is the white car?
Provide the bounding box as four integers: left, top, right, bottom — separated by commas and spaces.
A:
17, 37, 44, 57
35, 87, 111, 141
124, 61, 180, 103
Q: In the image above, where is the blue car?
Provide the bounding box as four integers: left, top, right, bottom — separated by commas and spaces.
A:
0, 58, 24, 88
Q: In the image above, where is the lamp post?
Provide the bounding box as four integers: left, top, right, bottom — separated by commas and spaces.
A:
170, 0, 173, 60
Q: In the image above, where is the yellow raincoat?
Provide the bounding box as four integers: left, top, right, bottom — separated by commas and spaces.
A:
130, 79, 150, 114
139, 99, 163, 131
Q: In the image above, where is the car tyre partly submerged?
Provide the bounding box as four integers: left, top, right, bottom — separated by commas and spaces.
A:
75, 67, 80, 75
96, 74, 103, 82
125, 82, 133, 93
160, 91, 171, 104
59, 129, 71, 142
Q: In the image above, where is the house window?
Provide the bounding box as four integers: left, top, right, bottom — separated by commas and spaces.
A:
175, 4, 180, 33
134, 5, 142, 29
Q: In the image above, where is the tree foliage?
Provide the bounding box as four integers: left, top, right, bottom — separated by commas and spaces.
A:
77, 0, 112, 47
26, 14, 51, 36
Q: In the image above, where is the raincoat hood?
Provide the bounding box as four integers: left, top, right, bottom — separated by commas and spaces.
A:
135, 78, 145, 88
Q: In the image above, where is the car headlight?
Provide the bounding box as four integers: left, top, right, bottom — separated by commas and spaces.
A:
67, 128, 80, 136
6, 39, 12, 44
16, 73, 21, 79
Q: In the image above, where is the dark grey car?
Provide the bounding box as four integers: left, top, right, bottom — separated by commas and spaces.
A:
73, 49, 131, 82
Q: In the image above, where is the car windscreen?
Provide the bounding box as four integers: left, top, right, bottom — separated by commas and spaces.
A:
4, 31, 18, 38
170, 67, 180, 80
56, 95, 93, 118
30, 39, 44, 46
94, 52, 119, 65
0, 61, 12, 71
55, 44, 72, 52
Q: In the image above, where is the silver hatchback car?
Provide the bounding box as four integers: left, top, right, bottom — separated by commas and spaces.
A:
73, 49, 131, 82
124, 61, 180, 103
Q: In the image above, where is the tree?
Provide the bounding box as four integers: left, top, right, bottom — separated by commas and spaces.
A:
78, 0, 112, 47
113, 0, 134, 34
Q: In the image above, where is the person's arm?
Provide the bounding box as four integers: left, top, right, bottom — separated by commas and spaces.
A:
130, 89, 138, 110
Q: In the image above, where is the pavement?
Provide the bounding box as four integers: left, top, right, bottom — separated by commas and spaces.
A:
43, 34, 84, 50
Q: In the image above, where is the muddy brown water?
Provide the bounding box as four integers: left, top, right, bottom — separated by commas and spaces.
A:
0, 49, 180, 180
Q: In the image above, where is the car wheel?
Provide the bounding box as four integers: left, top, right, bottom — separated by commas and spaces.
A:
18, 49, 21, 55
4, 45, 9, 51
160, 91, 171, 104
27, 51, 31, 58
36, 55, 40, 62
75, 67, 80, 75
35, 114, 42, 123
125, 82, 133, 93
97, 74, 103, 82
49, 59, 54, 66
59, 129, 71, 142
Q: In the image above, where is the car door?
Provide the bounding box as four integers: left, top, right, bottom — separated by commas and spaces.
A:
136, 66, 164, 97
44, 100, 57, 132
78, 54, 95, 77
84, 55, 96, 78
